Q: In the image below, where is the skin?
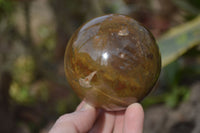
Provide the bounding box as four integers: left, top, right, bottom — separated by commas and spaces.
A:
49, 101, 144, 133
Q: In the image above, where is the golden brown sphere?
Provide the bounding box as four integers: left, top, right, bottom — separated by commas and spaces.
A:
64, 14, 161, 111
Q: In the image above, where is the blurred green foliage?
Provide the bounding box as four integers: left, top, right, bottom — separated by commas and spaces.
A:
0, 0, 15, 19
141, 16, 200, 108
174, 0, 200, 16
142, 60, 193, 108
9, 55, 50, 104
142, 46, 200, 108
37, 25, 56, 59
2, 0, 199, 109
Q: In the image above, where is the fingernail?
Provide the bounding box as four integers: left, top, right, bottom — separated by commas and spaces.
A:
76, 101, 86, 111
80, 102, 93, 111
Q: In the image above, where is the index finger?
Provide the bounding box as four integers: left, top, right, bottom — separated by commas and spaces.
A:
123, 103, 144, 133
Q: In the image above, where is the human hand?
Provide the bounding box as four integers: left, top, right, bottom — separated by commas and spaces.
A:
49, 101, 144, 133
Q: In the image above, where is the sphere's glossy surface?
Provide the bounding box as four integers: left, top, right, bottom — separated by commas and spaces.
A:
64, 14, 161, 111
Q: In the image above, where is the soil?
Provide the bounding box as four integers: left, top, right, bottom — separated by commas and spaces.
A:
144, 81, 200, 133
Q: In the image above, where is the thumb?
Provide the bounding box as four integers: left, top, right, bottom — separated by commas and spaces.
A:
49, 102, 98, 133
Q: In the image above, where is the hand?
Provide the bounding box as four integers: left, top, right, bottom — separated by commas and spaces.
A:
49, 101, 144, 133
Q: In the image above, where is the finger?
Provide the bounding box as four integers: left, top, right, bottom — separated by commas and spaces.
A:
76, 100, 86, 111
123, 103, 144, 133
49, 103, 98, 133
113, 111, 125, 133
89, 110, 115, 133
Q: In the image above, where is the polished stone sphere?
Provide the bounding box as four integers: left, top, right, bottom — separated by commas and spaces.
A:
64, 14, 161, 111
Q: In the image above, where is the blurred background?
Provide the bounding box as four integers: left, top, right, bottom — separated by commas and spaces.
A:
0, 0, 199, 133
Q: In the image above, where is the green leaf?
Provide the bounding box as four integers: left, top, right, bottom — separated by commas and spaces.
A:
173, 0, 200, 15
164, 86, 190, 108
158, 16, 200, 67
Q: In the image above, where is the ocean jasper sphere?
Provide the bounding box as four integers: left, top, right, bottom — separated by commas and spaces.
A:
64, 14, 161, 111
